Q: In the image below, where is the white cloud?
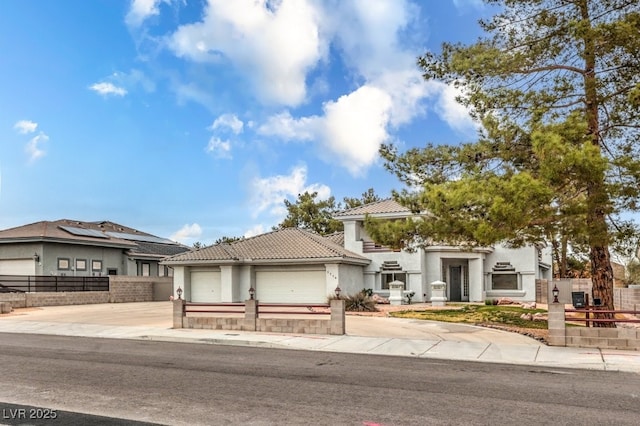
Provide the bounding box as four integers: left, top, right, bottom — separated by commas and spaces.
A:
249, 164, 330, 219
168, 0, 324, 106
14, 120, 38, 134
432, 82, 478, 135
162, 0, 472, 175
89, 82, 128, 97
452, 0, 485, 11
243, 224, 265, 238
26, 132, 49, 162
126, 0, 164, 28
210, 113, 244, 135
170, 223, 202, 244
113, 69, 156, 93
248, 0, 431, 175
173, 81, 216, 110
258, 111, 317, 141
205, 137, 232, 159
259, 85, 393, 176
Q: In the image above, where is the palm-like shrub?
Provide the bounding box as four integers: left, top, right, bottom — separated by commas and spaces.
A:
329, 290, 378, 312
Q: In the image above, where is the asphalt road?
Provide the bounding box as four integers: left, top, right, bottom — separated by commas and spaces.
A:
1, 333, 639, 426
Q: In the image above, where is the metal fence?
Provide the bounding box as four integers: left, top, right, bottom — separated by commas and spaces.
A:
0, 275, 109, 293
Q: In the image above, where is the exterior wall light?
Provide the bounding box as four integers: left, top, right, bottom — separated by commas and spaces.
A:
176, 286, 183, 300
249, 287, 255, 300
552, 284, 559, 304
33, 253, 40, 262
335, 286, 342, 299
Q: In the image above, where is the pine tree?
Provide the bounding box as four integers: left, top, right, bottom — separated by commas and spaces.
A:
376, 0, 640, 324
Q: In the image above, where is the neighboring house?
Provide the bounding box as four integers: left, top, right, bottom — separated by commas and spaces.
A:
163, 199, 552, 304
162, 228, 370, 303
334, 199, 552, 303
0, 220, 190, 278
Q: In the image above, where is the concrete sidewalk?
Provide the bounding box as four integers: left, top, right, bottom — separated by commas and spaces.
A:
1, 302, 639, 373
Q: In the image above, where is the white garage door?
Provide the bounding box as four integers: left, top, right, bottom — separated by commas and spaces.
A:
0, 259, 35, 275
256, 270, 326, 303
190, 271, 221, 302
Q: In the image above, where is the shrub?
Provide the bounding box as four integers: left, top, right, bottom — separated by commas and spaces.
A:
329, 290, 378, 312
405, 291, 416, 304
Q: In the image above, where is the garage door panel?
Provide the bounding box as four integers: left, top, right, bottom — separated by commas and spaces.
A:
0, 260, 35, 275
256, 270, 326, 303
190, 271, 221, 302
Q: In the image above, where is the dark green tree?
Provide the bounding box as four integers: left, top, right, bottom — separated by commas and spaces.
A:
374, 0, 640, 319
275, 191, 343, 235
214, 236, 244, 245
276, 188, 383, 235
343, 188, 382, 209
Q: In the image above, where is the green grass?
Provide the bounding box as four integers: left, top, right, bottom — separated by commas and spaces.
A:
389, 304, 548, 329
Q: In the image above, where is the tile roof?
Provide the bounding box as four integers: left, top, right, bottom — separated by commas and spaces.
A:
163, 228, 369, 265
333, 198, 411, 218
324, 231, 344, 246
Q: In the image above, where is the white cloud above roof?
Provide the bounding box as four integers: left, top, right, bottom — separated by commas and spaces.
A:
259, 85, 392, 176
249, 164, 330, 220
170, 223, 202, 245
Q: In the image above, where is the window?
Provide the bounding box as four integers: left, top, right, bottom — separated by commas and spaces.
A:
382, 272, 406, 290
491, 273, 519, 290
141, 263, 150, 277
92, 260, 102, 272
76, 259, 87, 271
57, 258, 70, 270
107, 268, 118, 276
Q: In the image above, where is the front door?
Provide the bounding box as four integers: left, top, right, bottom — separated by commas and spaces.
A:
449, 266, 462, 302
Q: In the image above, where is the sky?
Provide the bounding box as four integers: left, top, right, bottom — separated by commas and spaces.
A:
0, 0, 493, 246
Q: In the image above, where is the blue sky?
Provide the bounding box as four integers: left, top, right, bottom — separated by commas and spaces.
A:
1, 0, 491, 245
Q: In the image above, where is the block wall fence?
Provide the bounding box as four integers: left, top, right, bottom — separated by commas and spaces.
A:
172, 299, 346, 335
0, 276, 173, 309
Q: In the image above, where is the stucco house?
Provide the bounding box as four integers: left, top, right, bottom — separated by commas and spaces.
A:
0, 219, 189, 278
335, 199, 552, 303
164, 199, 552, 304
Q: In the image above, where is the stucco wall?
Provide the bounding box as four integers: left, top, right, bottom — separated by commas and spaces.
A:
335, 263, 365, 297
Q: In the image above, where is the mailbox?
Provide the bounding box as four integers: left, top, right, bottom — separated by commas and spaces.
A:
571, 291, 585, 308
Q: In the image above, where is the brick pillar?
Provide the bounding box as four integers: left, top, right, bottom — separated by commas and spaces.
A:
330, 299, 345, 335
245, 299, 258, 331
547, 303, 566, 346
173, 299, 185, 329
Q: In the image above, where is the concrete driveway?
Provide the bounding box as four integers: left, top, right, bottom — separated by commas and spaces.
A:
2, 301, 542, 346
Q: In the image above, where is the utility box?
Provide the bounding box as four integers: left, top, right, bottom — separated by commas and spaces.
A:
571, 291, 586, 308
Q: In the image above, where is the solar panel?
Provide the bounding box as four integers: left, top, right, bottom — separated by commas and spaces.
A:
105, 231, 175, 245
59, 226, 109, 239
